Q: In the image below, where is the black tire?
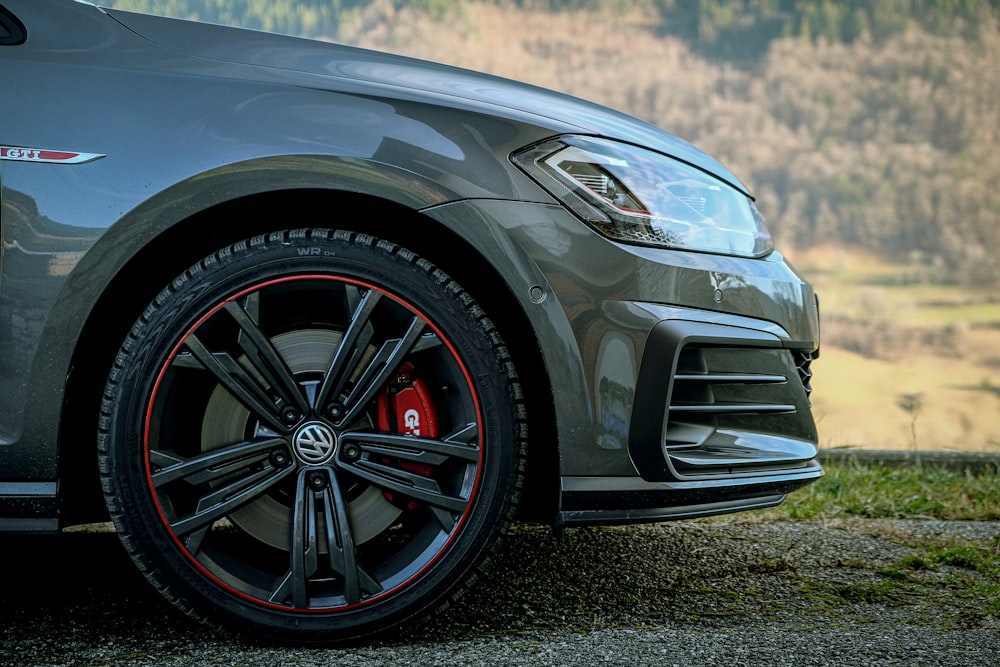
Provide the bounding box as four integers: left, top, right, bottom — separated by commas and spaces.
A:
98, 229, 525, 643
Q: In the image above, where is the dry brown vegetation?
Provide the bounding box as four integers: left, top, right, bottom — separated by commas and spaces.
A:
339, 0, 1000, 286
791, 245, 1000, 451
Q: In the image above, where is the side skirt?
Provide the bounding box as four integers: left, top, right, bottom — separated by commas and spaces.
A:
0, 481, 59, 533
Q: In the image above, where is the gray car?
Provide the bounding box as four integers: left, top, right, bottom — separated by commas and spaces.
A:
0, 0, 821, 643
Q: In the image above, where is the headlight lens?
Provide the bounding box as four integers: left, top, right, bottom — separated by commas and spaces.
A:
513, 136, 772, 257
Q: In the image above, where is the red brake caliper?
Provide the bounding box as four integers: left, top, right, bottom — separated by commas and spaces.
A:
376, 362, 439, 509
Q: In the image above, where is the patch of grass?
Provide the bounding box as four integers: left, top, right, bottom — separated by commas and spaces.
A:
756, 462, 1000, 522
835, 578, 923, 605
723, 463, 1000, 625
921, 541, 1000, 577
829, 537, 1000, 619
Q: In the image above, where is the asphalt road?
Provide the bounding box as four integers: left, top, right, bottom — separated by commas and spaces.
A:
3, 518, 999, 666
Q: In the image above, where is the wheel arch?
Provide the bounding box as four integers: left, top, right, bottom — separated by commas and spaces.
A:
58, 187, 559, 526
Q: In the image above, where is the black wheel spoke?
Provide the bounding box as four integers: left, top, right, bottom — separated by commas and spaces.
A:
336, 317, 429, 426
321, 468, 382, 603
314, 287, 442, 427
336, 455, 469, 517
182, 526, 210, 556
288, 468, 321, 608
336, 426, 480, 527
314, 288, 381, 411
270, 467, 381, 607
179, 335, 290, 433
340, 426, 480, 465
150, 437, 286, 486
225, 298, 311, 417
152, 438, 295, 538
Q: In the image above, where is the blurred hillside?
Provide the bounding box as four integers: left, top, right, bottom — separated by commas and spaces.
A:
106, 0, 1000, 287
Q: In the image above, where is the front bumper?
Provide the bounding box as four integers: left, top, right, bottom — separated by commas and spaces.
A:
423, 199, 821, 525
558, 302, 821, 527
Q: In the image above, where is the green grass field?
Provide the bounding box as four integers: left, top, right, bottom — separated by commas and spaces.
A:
789, 245, 1000, 452
761, 461, 1000, 522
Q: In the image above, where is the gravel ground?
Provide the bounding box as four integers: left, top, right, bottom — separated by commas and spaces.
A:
3, 518, 999, 666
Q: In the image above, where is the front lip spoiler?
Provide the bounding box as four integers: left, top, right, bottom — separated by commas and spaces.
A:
556, 462, 822, 527
555, 495, 787, 528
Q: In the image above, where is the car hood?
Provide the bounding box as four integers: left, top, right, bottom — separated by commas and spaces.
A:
104, 7, 750, 196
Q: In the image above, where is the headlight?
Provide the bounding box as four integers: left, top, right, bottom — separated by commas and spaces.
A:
512, 135, 772, 258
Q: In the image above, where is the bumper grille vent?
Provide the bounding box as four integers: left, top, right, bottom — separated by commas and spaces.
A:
628, 319, 819, 481
661, 346, 817, 476
670, 371, 794, 418
667, 347, 797, 429
794, 350, 814, 399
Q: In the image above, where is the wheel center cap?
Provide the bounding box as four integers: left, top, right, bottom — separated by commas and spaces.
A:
292, 421, 338, 465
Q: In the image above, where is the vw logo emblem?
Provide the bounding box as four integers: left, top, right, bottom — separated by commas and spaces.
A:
292, 422, 338, 464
